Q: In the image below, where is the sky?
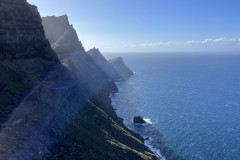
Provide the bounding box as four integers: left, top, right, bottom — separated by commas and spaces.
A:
27, 0, 240, 53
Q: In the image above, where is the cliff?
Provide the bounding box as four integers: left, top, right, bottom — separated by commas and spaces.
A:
41, 15, 70, 45
87, 48, 120, 80
42, 15, 159, 160
109, 57, 134, 78
0, 4, 160, 159
0, 0, 57, 61
42, 15, 82, 60
87, 48, 134, 80
0, 0, 58, 125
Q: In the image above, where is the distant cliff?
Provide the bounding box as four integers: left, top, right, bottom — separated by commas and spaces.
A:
0, 4, 160, 159
109, 57, 134, 78
87, 48, 120, 80
87, 48, 134, 80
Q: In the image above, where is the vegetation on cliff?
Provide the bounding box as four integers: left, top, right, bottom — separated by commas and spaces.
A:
0, 0, 58, 126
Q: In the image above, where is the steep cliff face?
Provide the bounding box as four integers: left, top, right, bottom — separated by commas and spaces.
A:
0, 0, 58, 61
109, 57, 134, 78
87, 48, 120, 80
0, 0, 58, 125
42, 15, 70, 45
87, 48, 134, 80
41, 15, 159, 159
42, 15, 82, 60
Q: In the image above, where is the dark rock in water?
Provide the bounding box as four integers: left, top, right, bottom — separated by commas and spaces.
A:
109, 57, 134, 78
0, 0, 58, 61
134, 116, 146, 124
145, 137, 150, 141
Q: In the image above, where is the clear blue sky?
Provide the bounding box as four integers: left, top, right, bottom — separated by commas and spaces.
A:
27, 0, 240, 52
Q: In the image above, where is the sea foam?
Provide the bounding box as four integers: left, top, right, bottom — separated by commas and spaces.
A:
144, 118, 153, 124
144, 137, 166, 160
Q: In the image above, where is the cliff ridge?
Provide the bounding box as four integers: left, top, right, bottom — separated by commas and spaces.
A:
109, 57, 134, 78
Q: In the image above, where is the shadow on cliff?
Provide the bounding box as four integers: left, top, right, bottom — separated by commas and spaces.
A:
0, 45, 117, 159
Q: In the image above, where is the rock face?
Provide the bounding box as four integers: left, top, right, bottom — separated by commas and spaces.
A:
109, 57, 134, 78
42, 15, 82, 60
42, 15, 70, 44
87, 48, 120, 80
134, 116, 146, 124
0, 0, 58, 124
87, 48, 134, 80
0, 0, 58, 61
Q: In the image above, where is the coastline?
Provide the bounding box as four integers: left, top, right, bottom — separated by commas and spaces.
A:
109, 81, 167, 160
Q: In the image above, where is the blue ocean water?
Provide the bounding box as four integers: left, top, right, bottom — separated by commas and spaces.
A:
107, 53, 240, 160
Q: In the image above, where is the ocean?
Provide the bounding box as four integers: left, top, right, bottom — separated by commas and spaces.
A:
106, 53, 240, 160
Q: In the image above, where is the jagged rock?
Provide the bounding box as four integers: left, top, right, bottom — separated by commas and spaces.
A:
87, 47, 120, 80
87, 48, 134, 80
109, 57, 134, 78
134, 116, 146, 124
42, 15, 83, 60
0, 0, 58, 61
42, 15, 70, 44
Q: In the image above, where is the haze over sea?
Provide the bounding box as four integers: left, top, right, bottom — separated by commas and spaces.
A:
106, 53, 240, 160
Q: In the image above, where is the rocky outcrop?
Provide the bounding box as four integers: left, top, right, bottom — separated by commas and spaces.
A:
109, 57, 134, 78
134, 116, 146, 124
87, 48, 134, 80
42, 15, 70, 45
0, 0, 58, 61
87, 48, 120, 80
42, 15, 82, 60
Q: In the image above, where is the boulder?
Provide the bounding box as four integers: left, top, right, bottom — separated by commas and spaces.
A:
133, 116, 146, 124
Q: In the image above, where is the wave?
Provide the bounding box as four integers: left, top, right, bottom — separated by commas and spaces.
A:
111, 83, 166, 160
144, 137, 166, 160
144, 118, 153, 124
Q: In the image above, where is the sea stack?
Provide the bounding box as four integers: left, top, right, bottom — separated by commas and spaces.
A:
134, 116, 147, 124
